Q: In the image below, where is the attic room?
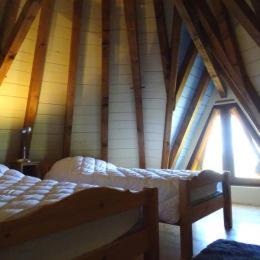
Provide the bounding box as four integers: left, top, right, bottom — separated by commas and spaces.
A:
0, 0, 259, 259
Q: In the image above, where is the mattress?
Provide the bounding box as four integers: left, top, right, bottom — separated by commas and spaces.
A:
45, 156, 221, 224
0, 165, 140, 260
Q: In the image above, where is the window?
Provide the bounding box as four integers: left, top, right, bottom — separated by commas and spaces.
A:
189, 103, 260, 185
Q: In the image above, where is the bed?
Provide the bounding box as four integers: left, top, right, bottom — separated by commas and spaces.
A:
44, 156, 233, 260
0, 164, 159, 260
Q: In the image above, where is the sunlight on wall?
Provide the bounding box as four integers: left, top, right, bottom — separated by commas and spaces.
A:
202, 113, 223, 173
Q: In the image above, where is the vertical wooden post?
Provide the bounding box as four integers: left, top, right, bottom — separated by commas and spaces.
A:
220, 107, 235, 177
123, 0, 146, 168
161, 7, 182, 169
143, 188, 159, 260
63, 0, 83, 157
101, 0, 111, 161
222, 171, 233, 230
23, 0, 55, 155
179, 179, 193, 260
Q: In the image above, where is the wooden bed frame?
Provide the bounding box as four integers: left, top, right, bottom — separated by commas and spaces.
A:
0, 187, 159, 260
41, 162, 232, 260
177, 171, 232, 260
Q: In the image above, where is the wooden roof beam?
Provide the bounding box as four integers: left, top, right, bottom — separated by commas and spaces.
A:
222, 0, 260, 47
124, 0, 146, 168
209, 0, 259, 123
153, 0, 171, 93
100, 0, 111, 161
176, 41, 197, 101
0, 0, 43, 85
161, 7, 182, 168
195, 1, 260, 130
63, 0, 83, 157
23, 0, 55, 156
174, 0, 226, 98
0, 0, 20, 51
169, 69, 210, 168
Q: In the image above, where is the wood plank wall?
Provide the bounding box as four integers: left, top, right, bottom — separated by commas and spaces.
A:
0, 0, 40, 162
1, 0, 257, 170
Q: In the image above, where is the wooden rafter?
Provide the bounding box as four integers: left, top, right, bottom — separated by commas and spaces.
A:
169, 69, 210, 168
0, 0, 43, 85
174, 0, 226, 98
161, 7, 182, 169
123, 0, 146, 168
195, 1, 260, 130
63, 0, 83, 157
209, 0, 259, 123
101, 0, 111, 161
0, 0, 20, 50
23, 0, 55, 155
187, 109, 218, 170
176, 41, 197, 101
153, 0, 170, 93
222, 0, 260, 47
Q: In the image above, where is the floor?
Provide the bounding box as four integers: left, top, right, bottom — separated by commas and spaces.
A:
159, 204, 260, 259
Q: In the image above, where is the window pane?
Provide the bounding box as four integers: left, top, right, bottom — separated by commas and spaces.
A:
231, 114, 260, 179
202, 114, 223, 172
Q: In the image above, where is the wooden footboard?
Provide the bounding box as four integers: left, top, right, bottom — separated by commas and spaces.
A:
178, 171, 232, 260
0, 187, 159, 260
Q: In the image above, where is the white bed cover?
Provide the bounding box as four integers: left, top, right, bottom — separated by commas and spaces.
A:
0, 164, 139, 260
45, 156, 220, 224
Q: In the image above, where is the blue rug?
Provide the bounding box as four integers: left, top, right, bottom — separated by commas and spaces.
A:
194, 239, 260, 260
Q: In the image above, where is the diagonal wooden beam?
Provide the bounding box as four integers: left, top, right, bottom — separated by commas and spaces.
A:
209, 0, 259, 121
186, 108, 218, 170
174, 0, 226, 98
222, 0, 260, 47
161, 7, 182, 169
153, 0, 170, 93
23, 0, 55, 156
176, 41, 197, 101
0, 0, 43, 85
63, 0, 83, 157
168, 69, 210, 168
0, 0, 20, 51
195, 1, 260, 130
101, 0, 111, 161
124, 0, 146, 168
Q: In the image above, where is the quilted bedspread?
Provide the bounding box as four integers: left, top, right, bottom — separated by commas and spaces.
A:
45, 156, 204, 224
0, 164, 96, 222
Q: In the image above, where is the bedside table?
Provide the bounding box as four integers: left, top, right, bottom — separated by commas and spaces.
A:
11, 161, 41, 179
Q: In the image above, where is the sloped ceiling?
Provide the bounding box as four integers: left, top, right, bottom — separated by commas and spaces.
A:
0, 0, 259, 170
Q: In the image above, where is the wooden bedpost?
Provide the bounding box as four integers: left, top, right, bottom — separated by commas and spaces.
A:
222, 171, 233, 230
179, 179, 193, 260
143, 188, 159, 260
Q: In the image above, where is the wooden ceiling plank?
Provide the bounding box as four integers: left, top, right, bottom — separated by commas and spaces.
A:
169, 69, 210, 168
23, 0, 55, 156
63, 0, 83, 157
176, 41, 197, 102
124, 0, 146, 168
101, 0, 111, 161
0, 0, 20, 51
0, 0, 43, 85
161, 7, 182, 169
222, 0, 260, 47
153, 0, 171, 93
209, 0, 259, 124
196, 1, 260, 130
174, 0, 226, 97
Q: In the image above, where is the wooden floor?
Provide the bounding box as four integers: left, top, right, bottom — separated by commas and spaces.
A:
159, 204, 260, 259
